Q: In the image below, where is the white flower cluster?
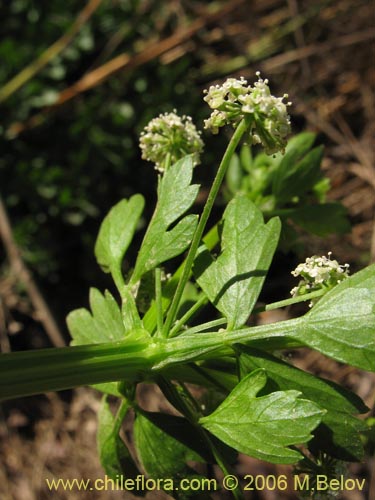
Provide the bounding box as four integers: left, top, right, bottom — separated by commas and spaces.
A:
139, 111, 203, 173
203, 73, 291, 155
291, 252, 350, 306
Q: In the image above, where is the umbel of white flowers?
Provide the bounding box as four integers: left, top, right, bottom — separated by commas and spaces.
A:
291, 252, 350, 306
139, 111, 204, 172
203, 72, 292, 155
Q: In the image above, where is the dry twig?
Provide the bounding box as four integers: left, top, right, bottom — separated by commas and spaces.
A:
0, 196, 65, 347
0, 0, 103, 104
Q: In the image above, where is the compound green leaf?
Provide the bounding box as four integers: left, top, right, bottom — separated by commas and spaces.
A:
194, 196, 280, 329
200, 369, 324, 464
95, 194, 144, 274
237, 346, 368, 460
132, 156, 199, 282
296, 263, 375, 372
97, 396, 139, 479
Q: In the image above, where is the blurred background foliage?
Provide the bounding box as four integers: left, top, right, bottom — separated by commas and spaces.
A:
1, 0, 212, 327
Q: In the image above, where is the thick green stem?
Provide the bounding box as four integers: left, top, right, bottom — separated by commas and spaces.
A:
0, 317, 301, 401
0, 339, 156, 400
162, 117, 252, 337
158, 317, 301, 369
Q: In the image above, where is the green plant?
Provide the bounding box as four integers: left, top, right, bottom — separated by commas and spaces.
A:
225, 133, 350, 251
1, 75, 374, 499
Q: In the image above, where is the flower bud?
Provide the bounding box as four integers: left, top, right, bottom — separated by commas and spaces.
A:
203, 73, 291, 154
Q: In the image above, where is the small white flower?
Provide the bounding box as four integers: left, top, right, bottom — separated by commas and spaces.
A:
139, 111, 204, 172
291, 252, 350, 306
204, 77, 249, 109
203, 109, 229, 134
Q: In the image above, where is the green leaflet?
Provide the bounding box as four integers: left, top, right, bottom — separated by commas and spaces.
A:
94, 194, 144, 274
92, 193, 144, 331
226, 153, 242, 195
237, 346, 368, 461
194, 195, 280, 329
272, 132, 317, 202
200, 369, 324, 464
97, 397, 139, 480
295, 263, 375, 372
134, 412, 214, 499
273, 145, 323, 204
311, 411, 367, 462
288, 203, 350, 236
67, 287, 146, 344
239, 143, 253, 172
68, 288, 125, 345
134, 412, 203, 479
132, 156, 199, 282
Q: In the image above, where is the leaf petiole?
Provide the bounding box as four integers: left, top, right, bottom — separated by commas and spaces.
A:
253, 288, 326, 314
169, 293, 208, 337
179, 317, 227, 336
154, 267, 164, 337
114, 398, 131, 435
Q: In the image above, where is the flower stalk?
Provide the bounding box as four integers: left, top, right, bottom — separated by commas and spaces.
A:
162, 115, 252, 337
